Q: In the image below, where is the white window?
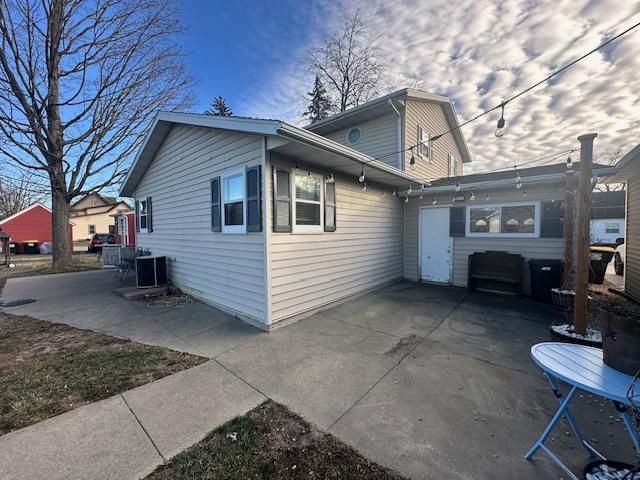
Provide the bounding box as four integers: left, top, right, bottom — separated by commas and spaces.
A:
417, 126, 431, 161
467, 202, 540, 238
292, 170, 323, 233
137, 199, 148, 233
448, 153, 457, 177
605, 223, 620, 234
88, 225, 96, 235
222, 170, 246, 233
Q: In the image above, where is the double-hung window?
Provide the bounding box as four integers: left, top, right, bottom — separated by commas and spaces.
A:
448, 153, 457, 177
467, 202, 540, 237
137, 199, 148, 232
417, 126, 431, 161
292, 170, 323, 233
222, 170, 246, 233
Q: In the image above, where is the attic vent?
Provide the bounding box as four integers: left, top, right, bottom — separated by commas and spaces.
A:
347, 128, 361, 145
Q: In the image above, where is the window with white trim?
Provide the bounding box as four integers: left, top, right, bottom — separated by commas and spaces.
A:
467, 202, 540, 237
417, 126, 431, 161
605, 223, 621, 234
222, 170, 246, 233
88, 224, 96, 235
448, 153, 457, 177
292, 170, 323, 233
137, 199, 148, 233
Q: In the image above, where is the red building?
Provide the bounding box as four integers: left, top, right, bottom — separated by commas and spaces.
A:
0, 203, 74, 254
113, 211, 136, 246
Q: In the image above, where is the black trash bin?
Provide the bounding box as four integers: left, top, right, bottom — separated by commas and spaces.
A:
22, 241, 39, 254
589, 246, 615, 285
529, 259, 564, 302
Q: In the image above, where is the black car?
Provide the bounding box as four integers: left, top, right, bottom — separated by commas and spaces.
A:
88, 233, 116, 253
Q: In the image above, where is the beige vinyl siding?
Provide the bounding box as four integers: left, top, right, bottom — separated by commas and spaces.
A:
134, 124, 267, 324
404, 100, 463, 180
626, 174, 640, 300
404, 183, 563, 295
267, 157, 404, 323
322, 112, 401, 168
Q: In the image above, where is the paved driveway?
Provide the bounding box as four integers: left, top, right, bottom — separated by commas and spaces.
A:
1, 271, 636, 479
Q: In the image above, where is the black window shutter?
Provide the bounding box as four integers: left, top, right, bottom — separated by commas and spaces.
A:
272, 167, 291, 233
449, 206, 465, 237
246, 165, 262, 232
324, 181, 336, 232
146, 196, 153, 232
541, 200, 564, 237
211, 177, 221, 232
134, 199, 140, 233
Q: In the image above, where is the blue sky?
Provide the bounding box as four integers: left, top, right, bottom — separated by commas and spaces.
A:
179, 0, 640, 173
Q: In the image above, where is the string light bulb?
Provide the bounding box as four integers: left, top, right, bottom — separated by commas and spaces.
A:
358, 167, 365, 183
393, 188, 397, 196
419, 193, 424, 200
455, 181, 461, 192
326, 173, 335, 184
516, 178, 523, 189
432, 197, 437, 206
470, 191, 476, 201
362, 182, 368, 192
405, 195, 409, 204
566, 154, 573, 169
485, 193, 491, 201
408, 185, 412, 194
409, 147, 416, 171
523, 190, 527, 198
495, 102, 506, 137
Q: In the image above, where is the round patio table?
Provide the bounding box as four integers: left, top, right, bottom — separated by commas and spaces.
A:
524, 342, 640, 480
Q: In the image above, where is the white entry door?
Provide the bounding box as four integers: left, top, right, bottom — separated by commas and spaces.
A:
118, 216, 129, 245
420, 207, 451, 283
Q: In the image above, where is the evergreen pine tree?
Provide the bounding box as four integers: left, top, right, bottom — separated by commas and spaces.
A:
303, 75, 332, 122
205, 96, 233, 116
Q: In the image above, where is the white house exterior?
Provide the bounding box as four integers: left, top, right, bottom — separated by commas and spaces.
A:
120, 89, 616, 330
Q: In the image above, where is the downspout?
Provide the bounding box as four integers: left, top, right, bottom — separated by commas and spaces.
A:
388, 99, 403, 170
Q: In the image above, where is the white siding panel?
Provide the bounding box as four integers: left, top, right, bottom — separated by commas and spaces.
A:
323, 113, 400, 168
626, 175, 640, 300
404, 183, 565, 295
134, 124, 267, 323
404, 100, 463, 180
267, 158, 404, 323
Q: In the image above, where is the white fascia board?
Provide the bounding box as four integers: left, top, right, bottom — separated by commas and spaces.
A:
405, 166, 619, 196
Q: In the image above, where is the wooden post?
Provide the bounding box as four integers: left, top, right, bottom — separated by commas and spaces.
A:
563, 170, 576, 290
573, 133, 597, 334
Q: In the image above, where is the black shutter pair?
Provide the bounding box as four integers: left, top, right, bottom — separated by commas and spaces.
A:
211, 166, 262, 232
134, 197, 153, 232
272, 167, 336, 233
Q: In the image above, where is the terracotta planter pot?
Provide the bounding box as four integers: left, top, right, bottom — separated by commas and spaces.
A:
600, 307, 640, 376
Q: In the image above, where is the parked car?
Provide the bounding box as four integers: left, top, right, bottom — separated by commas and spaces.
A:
88, 233, 116, 253
614, 238, 625, 276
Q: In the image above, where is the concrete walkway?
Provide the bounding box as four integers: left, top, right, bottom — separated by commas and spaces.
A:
1, 272, 637, 479
0, 361, 265, 480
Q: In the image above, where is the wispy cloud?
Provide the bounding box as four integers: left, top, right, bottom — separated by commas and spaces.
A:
239, 0, 640, 173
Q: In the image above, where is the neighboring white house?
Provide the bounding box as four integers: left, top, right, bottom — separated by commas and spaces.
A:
590, 190, 625, 245
119, 88, 617, 330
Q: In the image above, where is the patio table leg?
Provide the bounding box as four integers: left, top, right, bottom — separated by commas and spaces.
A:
525, 385, 577, 461
544, 374, 591, 453
615, 402, 640, 453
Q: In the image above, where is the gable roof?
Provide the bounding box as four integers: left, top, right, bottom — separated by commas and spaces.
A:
70, 192, 117, 208
407, 162, 618, 195
305, 88, 472, 164
119, 112, 433, 197
0, 203, 75, 225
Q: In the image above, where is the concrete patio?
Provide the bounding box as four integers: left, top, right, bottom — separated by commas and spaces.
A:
1, 270, 636, 479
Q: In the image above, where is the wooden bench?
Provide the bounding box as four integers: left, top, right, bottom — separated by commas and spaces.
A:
468, 251, 524, 297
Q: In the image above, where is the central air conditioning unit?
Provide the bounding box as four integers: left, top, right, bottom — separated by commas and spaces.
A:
135, 255, 167, 288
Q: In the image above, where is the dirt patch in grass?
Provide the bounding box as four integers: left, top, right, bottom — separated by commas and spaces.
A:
0, 312, 205, 435
146, 400, 407, 480
0, 253, 102, 282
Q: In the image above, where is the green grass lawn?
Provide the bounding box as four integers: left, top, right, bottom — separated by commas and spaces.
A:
0, 312, 205, 435
0, 253, 102, 282
146, 401, 407, 480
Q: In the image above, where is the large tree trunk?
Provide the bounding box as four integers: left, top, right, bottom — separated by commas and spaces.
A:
51, 186, 72, 271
